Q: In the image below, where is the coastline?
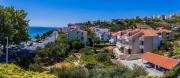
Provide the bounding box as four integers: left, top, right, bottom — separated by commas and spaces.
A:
28, 26, 59, 39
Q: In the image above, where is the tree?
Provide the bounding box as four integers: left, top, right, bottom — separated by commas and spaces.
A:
34, 42, 68, 66
35, 34, 41, 42
71, 40, 83, 51
0, 6, 30, 56
87, 29, 99, 47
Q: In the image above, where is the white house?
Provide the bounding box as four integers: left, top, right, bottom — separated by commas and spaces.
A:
89, 26, 111, 41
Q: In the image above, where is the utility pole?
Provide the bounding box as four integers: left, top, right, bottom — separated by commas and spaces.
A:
6, 37, 8, 63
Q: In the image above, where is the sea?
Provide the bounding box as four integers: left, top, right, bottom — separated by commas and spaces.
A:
28, 26, 59, 39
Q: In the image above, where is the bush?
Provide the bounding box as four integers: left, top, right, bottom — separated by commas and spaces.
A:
131, 64, 147, 77
70, 40, 83, 50
163, 65, 180, 78
50, 64, 147, 78
80, 54, 97, 65
29, 63, 45, 72
96, 52, 111, 63
79, 47, 95, 55
34, 42, 68, 65
50, 67, 89, 78
0, 64, 55, 78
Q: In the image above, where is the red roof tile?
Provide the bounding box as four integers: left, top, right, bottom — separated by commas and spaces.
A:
89, 26, 96, 30
141, 52, 179, 69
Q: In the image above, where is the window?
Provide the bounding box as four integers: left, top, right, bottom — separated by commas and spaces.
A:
81, 37, 83, 40
128, 49, 131, 54
128, 32, 131, 36
166, 33, 169, 39
157, 33, 161, 35
133, 38, 135, 42
141, 41, 144, 45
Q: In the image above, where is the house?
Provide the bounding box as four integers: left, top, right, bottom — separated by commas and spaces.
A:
141, 52, 180, 71
89, 26, 111, 41
111, 28, 172, 54
156, 27, 173, 40
66, 29, 88, 46
59, 27, 69, 33
68, 23, 86, 30
96, 32, 111, 41
109, 32, 118, 45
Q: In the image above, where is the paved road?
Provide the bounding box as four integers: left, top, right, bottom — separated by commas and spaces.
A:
24, 31, 58, 51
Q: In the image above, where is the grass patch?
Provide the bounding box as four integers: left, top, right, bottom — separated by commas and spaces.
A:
56, 34, 65, 42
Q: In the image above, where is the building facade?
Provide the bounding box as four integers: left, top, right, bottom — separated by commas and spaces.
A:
110, 28, 172, 54
66, 29, 88, 46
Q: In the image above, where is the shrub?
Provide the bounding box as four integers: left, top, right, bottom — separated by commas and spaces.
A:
163, 65, 180, 78
79, 47, 95, 55
80, 54, 97, 65
0, 64, 55, 78
50, 67, 89, 78
96, 52, 111, 63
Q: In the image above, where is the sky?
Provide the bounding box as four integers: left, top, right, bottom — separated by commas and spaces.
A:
0, 0, 180, 27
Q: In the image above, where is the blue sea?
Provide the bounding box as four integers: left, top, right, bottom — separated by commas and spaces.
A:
28, 27, 59, 39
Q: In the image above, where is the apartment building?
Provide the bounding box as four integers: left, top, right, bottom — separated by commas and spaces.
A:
111, 28, 172, 54
66, 24, 88, 46
97, 32, 111, 41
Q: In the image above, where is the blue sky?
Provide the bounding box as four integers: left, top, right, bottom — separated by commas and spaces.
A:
0, 0, 180, 27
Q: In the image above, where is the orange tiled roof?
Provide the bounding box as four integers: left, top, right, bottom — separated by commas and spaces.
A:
111, 32, 118, 36
113, 28, 171, 37
157, 29, 171, 33
141, 52, 179, 69
141, 29, 158, 36
89, 26, 96, 30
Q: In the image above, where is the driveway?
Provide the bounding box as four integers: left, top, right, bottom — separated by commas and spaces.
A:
117, 59, 164, 76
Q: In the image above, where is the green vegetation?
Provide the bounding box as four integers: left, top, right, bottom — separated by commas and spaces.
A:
35, 30, 53, 42
0, 64, 56, 78
0, 6, 30, 44
163, 65, 180, 78
56, 33, 66, 42
96, 52, 111, 63
1, 5, 180, 78
0, 6, 30, 56
32, 42, 68, 66
50, 64, 147, 78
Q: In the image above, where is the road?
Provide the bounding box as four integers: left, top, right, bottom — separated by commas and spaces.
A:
24, 31, 58, 51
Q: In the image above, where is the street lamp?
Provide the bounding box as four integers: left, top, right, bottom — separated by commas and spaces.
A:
5, 37, 8, 63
